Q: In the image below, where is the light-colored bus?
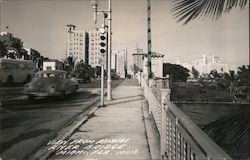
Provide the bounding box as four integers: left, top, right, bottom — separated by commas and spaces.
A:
0, 58, 35, 85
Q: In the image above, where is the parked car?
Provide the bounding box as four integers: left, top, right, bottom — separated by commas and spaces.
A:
24, 70, 79, 100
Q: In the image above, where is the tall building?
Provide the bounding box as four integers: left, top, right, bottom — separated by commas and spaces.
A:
66, 26, 88, 64
132, 48, 146, 74
193, 54, 229, 75
88, 28, 106, 68
112, 46, 127, 78
111, 51, 116, 70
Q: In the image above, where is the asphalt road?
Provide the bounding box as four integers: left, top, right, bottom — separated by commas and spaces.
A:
0, 79, 123, 160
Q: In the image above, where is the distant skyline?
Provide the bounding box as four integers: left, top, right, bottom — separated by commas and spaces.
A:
1, 0, 249, 71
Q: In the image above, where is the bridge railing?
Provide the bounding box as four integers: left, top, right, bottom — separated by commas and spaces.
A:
143, 77, 232, 160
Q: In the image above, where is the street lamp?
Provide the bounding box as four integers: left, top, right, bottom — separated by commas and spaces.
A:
91, 0, 112, 101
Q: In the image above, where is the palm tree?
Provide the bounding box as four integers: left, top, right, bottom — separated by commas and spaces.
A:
224, 70, 238, 101
237, 65, 249, 86
171, 0, 248, 24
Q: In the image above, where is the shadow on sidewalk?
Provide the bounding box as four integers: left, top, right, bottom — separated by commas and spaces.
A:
105, 97, 144, 107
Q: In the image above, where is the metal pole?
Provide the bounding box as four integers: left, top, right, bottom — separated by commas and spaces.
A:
0, 0, 2, 33
100, 13, 106, 107
101, 64, 104, 106
107, 0, 112, 100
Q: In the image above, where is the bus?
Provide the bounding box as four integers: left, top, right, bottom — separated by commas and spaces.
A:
0, 58, 35, 86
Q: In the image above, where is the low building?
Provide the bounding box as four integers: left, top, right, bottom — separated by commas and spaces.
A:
151, 52, 164, 78
43, 60, 64, 71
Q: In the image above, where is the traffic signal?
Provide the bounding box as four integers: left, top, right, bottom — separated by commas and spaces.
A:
99, 28, 107, 54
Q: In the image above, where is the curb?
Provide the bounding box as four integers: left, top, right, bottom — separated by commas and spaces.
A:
29, 81, 123, 160
29, 98, 101, 160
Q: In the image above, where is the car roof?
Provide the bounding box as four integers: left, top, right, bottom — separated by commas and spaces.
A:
36, 70, 67, 74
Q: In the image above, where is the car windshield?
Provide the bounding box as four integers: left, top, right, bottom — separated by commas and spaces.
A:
35, 73, 56, 78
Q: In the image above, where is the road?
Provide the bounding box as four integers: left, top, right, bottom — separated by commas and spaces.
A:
0, 79, 123, 160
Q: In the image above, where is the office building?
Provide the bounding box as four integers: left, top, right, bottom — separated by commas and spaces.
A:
132, 48, 146, 74
66, 26, 88, 64
88, 28, 104, 68
193, 54, 229, 75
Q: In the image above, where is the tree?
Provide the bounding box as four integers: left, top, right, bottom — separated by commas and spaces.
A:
130, 64, 142, 75
209, 69, 223, 89
95, 66, 101, 77
218, 70, 237, 101
171, 0, 248, 25
191, 67, 199, 79
74, 62, 92, 83
11, 41, 23, 59
163, 63, 190, 82
237, 65, 249, 86
0, 41, 8, 58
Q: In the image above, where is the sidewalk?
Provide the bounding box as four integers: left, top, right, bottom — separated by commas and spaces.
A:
47, 79, 155, 160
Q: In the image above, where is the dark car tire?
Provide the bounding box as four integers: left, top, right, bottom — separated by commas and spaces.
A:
25, 75, 32, 83
7, 76, 14, 85
60, 91, 66, 99
28, 95, 36, 101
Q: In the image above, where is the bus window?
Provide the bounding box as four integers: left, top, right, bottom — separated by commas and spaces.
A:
19, 64, 25, 70
3, 64, 14, 70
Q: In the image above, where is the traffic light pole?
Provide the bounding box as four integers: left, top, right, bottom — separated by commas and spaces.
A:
106, 0, 112, 100
100, 13, 107, 107
101, 63, 104, 106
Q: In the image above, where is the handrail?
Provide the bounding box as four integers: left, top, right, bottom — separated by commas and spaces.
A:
143, 77, 233, 160
163, 99, 232, 159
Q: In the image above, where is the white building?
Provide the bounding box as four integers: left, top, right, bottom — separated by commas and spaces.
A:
66, 25, 88, 63
88, 28, 103, 68
112, 47, 127, 78
111, 51, 116, 70
43, 60, 64, 71
193, 54, 229, 75
151, 52, 164, 77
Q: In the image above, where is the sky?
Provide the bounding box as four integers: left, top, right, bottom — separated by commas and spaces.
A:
1, 0, 249, 71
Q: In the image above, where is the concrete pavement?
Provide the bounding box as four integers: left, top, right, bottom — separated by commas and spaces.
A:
45, 79, 159, 160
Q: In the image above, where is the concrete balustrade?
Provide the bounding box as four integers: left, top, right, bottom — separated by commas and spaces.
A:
142, 76, 232, 160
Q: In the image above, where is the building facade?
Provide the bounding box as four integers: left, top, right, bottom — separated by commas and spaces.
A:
115, 46, 127, 78
66, 26, 88, 64
111, 51, 116, 70
43, 60, 64, 71
132, 49, 146, 74
193, 54, 229, 75
24, 48, 40, 61
0, 32, 24, 58
88, 28, 103, 68
151, 52, 164, 77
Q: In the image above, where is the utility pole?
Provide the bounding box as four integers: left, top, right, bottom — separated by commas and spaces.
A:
0, 0, 2, 33
147, 0, 152, 80
91, 0, 112, 101
107, 0, 112, 100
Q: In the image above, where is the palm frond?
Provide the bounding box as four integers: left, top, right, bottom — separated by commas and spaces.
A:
171, 0, 248, 25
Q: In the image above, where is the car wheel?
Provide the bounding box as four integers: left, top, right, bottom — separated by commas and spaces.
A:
7, 76, 14, 86
60, 91, 66, 99
25, 75, 32, 83
28, 95, 36, 101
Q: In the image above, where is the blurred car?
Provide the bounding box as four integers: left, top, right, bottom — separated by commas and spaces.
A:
24, 70, 79, 100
